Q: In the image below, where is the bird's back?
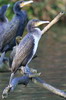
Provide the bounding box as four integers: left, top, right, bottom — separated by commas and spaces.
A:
0, 16, 20, 51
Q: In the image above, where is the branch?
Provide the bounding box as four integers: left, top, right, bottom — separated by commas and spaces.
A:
2, 66, 66, 99
32, 77, 66, 98
2, 76, 30, 99
42, 12, 64, 35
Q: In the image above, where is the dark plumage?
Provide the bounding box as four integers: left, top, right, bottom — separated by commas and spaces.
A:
0, 1, 33, 53
0, 4, 9, 43
0, 4, 9, 23
9, 19, 49, 84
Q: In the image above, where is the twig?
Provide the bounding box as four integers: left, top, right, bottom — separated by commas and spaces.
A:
42, 12, 64, 34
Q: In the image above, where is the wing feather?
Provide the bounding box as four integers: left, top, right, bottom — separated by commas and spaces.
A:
12, 34, 34, 72
0, 17, 19, 50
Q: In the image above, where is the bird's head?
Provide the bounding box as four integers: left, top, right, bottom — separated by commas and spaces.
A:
0, 4, 10, 16
27, 19, 49, 32
13, 0, 33, 13
16, 36, 22, 44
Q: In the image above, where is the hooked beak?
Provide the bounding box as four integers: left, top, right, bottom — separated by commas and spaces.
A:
20, 1, 33, 8
16, 36, 22, 41
16, 36, 22, 44
35, 21, 49, 27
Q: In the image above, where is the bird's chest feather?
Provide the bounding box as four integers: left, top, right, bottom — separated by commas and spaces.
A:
33, 35, 39, 55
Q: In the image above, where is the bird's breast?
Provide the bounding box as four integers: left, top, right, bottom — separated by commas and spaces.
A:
32, 34, 40, 56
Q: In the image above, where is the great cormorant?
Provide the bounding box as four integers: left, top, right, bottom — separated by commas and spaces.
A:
9, 19, 49, 84
0, 4, 9, 68
9, 36, 37, 68
0, 1, 33, 52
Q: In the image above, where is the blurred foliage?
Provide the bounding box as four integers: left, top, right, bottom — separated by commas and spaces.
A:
0, 0, 66, 21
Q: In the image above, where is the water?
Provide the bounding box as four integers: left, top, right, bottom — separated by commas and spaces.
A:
0, 24, 66, 100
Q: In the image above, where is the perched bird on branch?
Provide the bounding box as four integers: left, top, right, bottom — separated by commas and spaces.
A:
9, 36, 37, 68
0, 0, 33, 53
9, 19, 49, 84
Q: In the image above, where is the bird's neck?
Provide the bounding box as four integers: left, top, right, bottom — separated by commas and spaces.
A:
15, 10, 21, 15
14, 8, 25, 16
14, 10, 27, 22
28, 28, 42, 39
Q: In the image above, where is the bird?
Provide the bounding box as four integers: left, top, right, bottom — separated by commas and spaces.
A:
9, 19, 49, 84
0, 4, 10, 69
0, 4, 10, 23
0, 0, 33, 53
9, 36, 37, 68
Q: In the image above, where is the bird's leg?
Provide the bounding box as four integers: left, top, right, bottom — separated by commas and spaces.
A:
19, 66, 25, 75
19, 65, 41, 78
20, 66, 41, 78
9, 73, 14, 85
19, 65, 29, 75
25, 66, 41, 78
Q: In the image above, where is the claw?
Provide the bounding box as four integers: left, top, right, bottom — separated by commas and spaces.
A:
28, 72, 41, 78
30, 68, 37, 73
